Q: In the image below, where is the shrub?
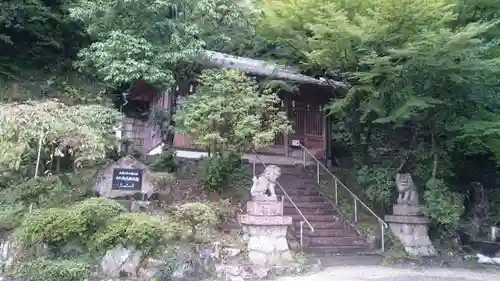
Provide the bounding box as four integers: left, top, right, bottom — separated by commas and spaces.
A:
169, 202, 220, 243
424, 178, 464, 231
17, 198, 124, 250
150, 146, 178, 173
8, 259, 89, 281
1, 174, 92, 208
93, 212, 171, 255
356, 165, 394, 207
0, 203, 27, 230
202, 152, 242, 192
71, 197, 125, 230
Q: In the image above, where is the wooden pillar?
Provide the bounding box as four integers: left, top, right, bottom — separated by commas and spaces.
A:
284, 96, 289, 157
322, 104, 328, 161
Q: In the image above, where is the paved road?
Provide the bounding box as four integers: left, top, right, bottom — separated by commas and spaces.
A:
276, 266, 499, 281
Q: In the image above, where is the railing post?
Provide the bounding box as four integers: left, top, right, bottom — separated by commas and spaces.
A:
354, 199, 358, 222
300, 221, 304, 251
381, 223, 385, 252
252, 156, 256, 177
302, 149, 306, 167
316, 162, 320, 184
334, 180, 338, 205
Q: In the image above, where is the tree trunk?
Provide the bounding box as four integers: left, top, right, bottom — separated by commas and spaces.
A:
431, 130, 438, 179
362, 120, 373, 166
164, 86, 177, 146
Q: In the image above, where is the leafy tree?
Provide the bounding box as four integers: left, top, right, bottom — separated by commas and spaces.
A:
0, 0, 88, 77
0, 100, 122, 174
70, 0, 260, 145
258, 0, 500, 230
174, 69, 292, 155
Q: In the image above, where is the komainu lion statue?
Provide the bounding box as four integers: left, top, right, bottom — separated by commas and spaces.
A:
250, 165, 281, 200
395, 173, 419, 205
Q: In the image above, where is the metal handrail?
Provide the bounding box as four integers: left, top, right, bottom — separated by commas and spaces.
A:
298, 143, 388, 251
251, 152, 314, 250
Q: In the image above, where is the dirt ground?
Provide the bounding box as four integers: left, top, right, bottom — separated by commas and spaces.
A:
277, 265, 499, 281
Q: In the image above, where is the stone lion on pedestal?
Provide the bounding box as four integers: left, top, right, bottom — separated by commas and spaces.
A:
250, 165, 281, 201
395, 173, 419, 205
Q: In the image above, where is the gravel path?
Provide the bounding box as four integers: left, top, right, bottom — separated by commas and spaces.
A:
276, 266, 500, 281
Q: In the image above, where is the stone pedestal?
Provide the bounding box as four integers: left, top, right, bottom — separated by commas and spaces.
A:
238, 198, 293, 266
384, 204, 437, 257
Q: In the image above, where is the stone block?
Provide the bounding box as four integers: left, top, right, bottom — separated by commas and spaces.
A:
101, 246, 143, 277
248, 251, 268, 266
252, 195, 278, 201
387, 220, 437, 257
238, 214, 292, 226
248, 236, 277, 254
392, 204, 424, 216
248, 225, 287, 237
384, 214, 430, 224
247, 201, 284, 216
280, 251, 293, 262
274, 237, 289, 252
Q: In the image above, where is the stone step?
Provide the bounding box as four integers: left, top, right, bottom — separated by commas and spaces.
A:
280, 195, 325, 203
253, 168, 303, 176
283, 201, 332, 209
308, 236, 366, 247
284, 207, 337, 216
275, 189, 321, 196
305, 245, 372, 255
297, 228, 358, 237
291, 214, 339, 222
293, 220, 345, 229
277, 179, 319, 186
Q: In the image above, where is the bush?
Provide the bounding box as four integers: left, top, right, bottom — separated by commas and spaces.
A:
71, 197, 125, 230
202, 152, 242, 192
0, 203, 27, 230
1, 174, 92, 208
8, 259, 89, 281
424, 178, 464, 231
150, 146, 178, 173
356, 165, 394, 207
17, 198, 124, 250
169, 202, 220, 243
94, 212, 171, 255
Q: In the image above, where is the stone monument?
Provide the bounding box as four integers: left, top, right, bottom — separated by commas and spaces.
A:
238, 165, 293, 267
93, 155, 157, 211
384, 172, 437, 256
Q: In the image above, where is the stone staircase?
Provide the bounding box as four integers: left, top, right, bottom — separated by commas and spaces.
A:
255, 164, 373, 255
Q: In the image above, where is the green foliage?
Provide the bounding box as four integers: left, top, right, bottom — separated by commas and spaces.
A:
13, 196, 227, 263
150, 146, 178, 173
0, 100, 122, 171
174, 69, 292, 154
0, 203, 27, 230
152, 250, 181, 281
94, 213, 170, 255
70, 0, 258, 88
356, 166, 394, 207
423, 178, 464, 230
8, 259, 89, 281
202, 152, 242, 192
17, 198, 124, 250
169, 201, 220, 243
258, 0, 500, 234
0, 168, 99, 231
487, 188, 500, 225
0, 0, 88, 77
2, 175, 91, 209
